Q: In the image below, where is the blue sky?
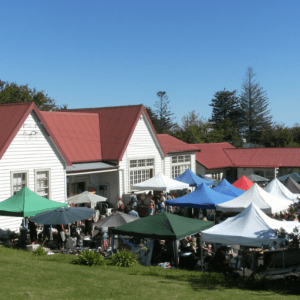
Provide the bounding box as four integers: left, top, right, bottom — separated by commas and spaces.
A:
1, 0, 299, 126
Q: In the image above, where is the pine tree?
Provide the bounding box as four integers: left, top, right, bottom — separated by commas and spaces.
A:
209, 89, 242, 134
154, 91, 175, 133
239, 68, 272, 143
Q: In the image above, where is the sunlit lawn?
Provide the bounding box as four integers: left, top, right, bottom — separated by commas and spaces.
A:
0, 246, 298, 300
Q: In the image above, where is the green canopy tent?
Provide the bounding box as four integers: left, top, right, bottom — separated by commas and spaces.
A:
112, 212, 215, 267
0, 187, 67, 218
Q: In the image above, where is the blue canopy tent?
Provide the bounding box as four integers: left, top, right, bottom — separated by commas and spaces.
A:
165, 183, 234, 209
212, 179, 245, 197
174, 168, 214, 187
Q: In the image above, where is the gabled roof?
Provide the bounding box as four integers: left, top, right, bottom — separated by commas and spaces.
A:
157, 134, 200, 154
40, 111, 102, 164
193, 142, 235, 169
0, 102, 71, 166
66, 105, 163, 161
224, 148, 300, 168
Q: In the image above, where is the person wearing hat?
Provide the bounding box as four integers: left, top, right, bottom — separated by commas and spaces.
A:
117, 197, 124, 212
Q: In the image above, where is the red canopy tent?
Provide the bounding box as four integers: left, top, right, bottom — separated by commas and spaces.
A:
232, 175, 254, 191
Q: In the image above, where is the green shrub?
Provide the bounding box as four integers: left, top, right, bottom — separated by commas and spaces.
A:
110, 249, 137, 267
32, 246, 47, 256
72, 250, 106, 267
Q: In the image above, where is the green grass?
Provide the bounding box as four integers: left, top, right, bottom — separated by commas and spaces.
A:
0, 246, 299, 300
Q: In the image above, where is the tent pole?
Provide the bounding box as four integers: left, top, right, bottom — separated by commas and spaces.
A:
174, 241, 178, 269
201, 237, 204, 272
283, 248, 285, 280
111, 234, 114, 255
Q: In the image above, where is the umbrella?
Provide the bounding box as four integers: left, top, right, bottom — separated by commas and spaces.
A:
66, 191, 107, 205
30, 207, 97, 225
94, 211, 140, 228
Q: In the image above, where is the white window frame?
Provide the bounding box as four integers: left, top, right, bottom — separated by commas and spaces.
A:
171, 154, 191, 178
10, 170, 29, 196
35, 169, 51, 199
129, 157, 155, 190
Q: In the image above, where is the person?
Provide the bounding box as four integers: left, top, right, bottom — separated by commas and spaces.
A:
92, 232, 103, 249
17, 228, 27, 249
84, 216, 93, 237
130, 191, 137, 209
56, 224, 66, 250
101, 226, 109, 252
28, 218, 37, 245
117, 197, 124, 212
70, 228, 82, 247
157, 198, 164, 213
148, 197, 155, 215
128, 206, 140, 217
213, 246, 231, 273
160, 193, 166, 212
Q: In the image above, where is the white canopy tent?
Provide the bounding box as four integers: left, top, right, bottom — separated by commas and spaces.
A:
265, 178, 300, 201
131, 172, 190, 192
264, 178, 300, 202
216, 183, 292, 214
202, 202, 299, 247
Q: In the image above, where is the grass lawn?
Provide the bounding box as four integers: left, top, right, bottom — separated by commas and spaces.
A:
0, 246, 299, 300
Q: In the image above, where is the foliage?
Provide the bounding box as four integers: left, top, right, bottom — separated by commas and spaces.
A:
239, 68, 272, 143
145, 105, 160, 132
110, 249, 138, 267
0, 79, 68, 111
173, 110, 211, 143
260, 123, 300, 147
153, 91, 176, 134
72, 250, 106, 266
32, 245, 47, 256
273, 199, 300, 249
210, 89, 243, 134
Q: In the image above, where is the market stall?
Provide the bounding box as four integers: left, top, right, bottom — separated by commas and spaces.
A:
212, 179, 245, 197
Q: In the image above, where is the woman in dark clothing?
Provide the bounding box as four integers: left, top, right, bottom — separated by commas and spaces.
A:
56, 224, 65, 250
84, 217, 93, 237
28, 219, 37, 244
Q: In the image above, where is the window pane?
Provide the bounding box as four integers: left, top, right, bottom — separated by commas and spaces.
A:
178, 156, 184, 163
172, 157, 177, 163
184, 155, 191, 162
130, 160, 137, 168
138, 160, 145, 167
147, 159, 154, 166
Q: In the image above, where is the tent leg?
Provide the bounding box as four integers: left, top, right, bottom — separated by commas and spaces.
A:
111, 235, 114, 255
201, 237, 204, 272
173, 241, 178, 268
283, 249, 285, 280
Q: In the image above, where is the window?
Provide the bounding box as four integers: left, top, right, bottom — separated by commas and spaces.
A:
11, 171, 29, 195
129, 158, 154, 188
254, 169, 274, 180
171, 155, 191, 178
35, 169, 50, 199
210, 172, 221, 180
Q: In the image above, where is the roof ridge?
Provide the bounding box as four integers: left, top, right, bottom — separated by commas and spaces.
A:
0, 102, 33, 107
41, 111, 99, 116
66, 104, 144, 111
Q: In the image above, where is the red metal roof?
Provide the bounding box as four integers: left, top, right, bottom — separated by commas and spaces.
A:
40, 111, 102, 163
0, 102, 72, 166
224, 148, 300, 168
232, 175, 254, 191
157, 134, 200, 154
65, 105, 163, 161
194, 142, 235, 169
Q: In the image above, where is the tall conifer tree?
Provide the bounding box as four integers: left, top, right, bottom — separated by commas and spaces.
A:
239, 67, 272, 143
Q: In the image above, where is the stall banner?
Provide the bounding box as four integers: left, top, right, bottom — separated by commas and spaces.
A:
118, 236, 154, 266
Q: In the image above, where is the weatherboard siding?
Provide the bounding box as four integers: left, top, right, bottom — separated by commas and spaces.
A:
0, 112, 66, 232
119, 115, 163, 196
